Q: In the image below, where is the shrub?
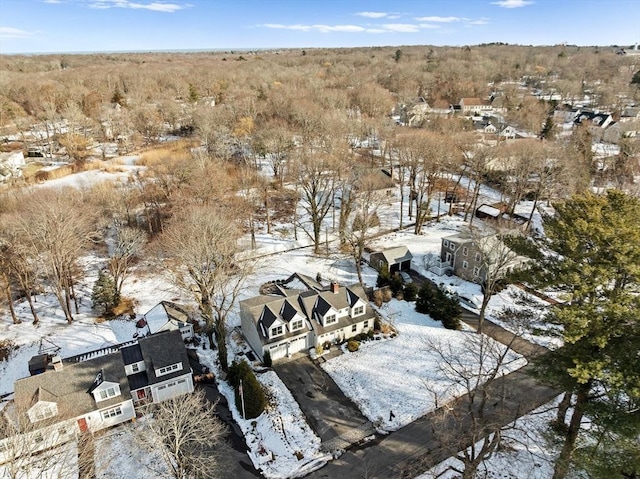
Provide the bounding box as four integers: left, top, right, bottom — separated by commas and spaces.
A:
403, 282, 418, 301
389, 274, 404, 296
0, 339, 17, 362
416, 282, 462, 329
372, 289, 384, 307
262, 350, 272, 367
228, 360, 266, 419
381, 287, 393, 302
347, 340, 360, 352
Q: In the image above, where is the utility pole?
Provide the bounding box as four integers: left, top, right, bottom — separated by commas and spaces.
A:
239, 379, 246, 419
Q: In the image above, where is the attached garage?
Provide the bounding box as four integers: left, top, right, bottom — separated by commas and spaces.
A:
153, 377, 193, 402
267, 335, 309, 361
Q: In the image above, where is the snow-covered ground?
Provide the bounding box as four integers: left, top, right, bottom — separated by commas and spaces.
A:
416, 395, 561, 479
1, 152, 558, 479
322, 299, 527, 432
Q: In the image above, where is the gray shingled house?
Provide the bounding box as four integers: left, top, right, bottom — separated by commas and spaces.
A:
240, 273, 374, 361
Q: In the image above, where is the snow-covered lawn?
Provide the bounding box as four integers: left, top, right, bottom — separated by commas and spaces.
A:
322, 299, 527, 432
198, 349, 328, 479
416, 395, 561, 479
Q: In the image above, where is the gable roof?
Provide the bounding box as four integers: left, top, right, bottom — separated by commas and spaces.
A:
14, 352, 130, 420
376, 246, 413, 265
137, 330, 191, 385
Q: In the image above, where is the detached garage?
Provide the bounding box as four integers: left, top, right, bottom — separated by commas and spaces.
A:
370, 246, 413, 274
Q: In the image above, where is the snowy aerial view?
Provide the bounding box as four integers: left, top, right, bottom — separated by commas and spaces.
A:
1, 1, 638, 479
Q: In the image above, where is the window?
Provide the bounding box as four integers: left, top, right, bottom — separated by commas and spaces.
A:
177, 379, 186, 385
449, 243, 455, 251
290, 319, 303, 331
473, 266, 481, 277
462, 261, 469, 269
445, 252, 452, 262
475, 253, 481, 262
131, 363, 140, 373
325, 314, 337, 325
34, 433, 43, 443
363, 320, 369, 329
34, 405, 56, 421
443, 240, 449, 248
271, 325, 283, 337
353, 306, 364, 316
58, 427, 67, 437
99, 387, 118, 401
157, 363, 182, 376
101, 406, 123, 420
462, 247, 468, 256
351, 324, 357, 332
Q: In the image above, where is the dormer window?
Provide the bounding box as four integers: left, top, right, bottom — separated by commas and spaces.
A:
325, 314, 337, 325
99, 387, 118, 401
290, 319, 303, 331
156, 363, 182, 377
353, 306, 364, 316
32, 404, 57, 422
271, 325, 284, 337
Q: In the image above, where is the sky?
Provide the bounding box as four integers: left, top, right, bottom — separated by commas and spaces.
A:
0, 0, 639, 54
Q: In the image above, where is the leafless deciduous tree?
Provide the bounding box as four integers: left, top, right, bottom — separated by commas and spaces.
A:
134, 390, 230, 479
13, 190, 92, 323
108, 223, 147, 295
0, 399, 79, 479
422, 333, 523, 479
471, 230, 523, 334
155, 205, 250, 372
293, 151, 336, 254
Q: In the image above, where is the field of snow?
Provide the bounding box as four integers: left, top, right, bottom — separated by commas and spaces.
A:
322, 299, 527, 432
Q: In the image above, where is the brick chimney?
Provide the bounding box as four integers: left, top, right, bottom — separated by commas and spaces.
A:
331, 282, 339, 294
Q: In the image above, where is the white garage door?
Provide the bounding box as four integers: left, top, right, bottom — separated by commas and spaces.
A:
288, 336, 307, 355
268, 343, 288, 361
154, 378, 190, 402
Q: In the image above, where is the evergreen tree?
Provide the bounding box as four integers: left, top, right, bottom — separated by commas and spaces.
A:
91, 270, 119, 316
228, 360, 266, 419
519, 190, 640, 479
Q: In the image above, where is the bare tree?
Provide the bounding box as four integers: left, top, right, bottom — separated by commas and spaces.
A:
108, 223, 147, 295
0, 399, 79, 479
0, 229, 40, 324
13, 190, 92, 323
293, 151, 336, 254
423, 333, 523, 479
155, 205, 250, 372
134, 390, 229, 479
471, 230, 523, 334
345, 173, 386, 286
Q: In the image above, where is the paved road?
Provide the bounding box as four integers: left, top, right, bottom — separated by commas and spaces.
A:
274, 354, 374, 452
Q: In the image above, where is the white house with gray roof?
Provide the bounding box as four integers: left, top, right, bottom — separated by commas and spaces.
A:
1, 330, 193, 464
240, 273, 374, 362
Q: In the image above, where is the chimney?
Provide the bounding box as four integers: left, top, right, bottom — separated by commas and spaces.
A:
331, 282, 339, 294
51, 355, 63, 371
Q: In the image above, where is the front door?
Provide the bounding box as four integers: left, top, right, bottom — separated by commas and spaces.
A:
77, 417, 88, 433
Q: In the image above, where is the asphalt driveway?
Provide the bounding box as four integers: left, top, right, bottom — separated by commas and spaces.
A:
274, 355, 372, 447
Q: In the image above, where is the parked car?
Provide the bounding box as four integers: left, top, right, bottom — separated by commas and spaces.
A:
399, 271, 413, 284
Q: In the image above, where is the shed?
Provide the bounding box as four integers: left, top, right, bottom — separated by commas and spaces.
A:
370, 246, 413, 274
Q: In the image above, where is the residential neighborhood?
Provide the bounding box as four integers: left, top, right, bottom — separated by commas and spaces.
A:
0, 2, 639, 479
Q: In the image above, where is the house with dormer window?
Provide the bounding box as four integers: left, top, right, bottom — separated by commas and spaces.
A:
1, 330, 193, 464
240, 273, 375, 362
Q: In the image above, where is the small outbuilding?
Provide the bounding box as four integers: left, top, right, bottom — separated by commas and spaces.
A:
370, 246, 413, 274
